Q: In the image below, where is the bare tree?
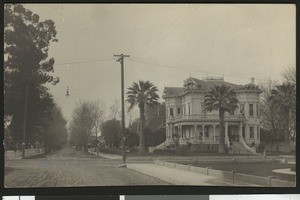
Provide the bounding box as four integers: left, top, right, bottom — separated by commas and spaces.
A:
259, 77, 296, 148
282, 66, 296, 141
109, 98, 121, 120
282, 66, 296, 85
69, 100, 105, 151
259, 79, 282, 138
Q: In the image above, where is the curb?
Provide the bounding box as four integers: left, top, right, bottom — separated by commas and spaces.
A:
153, 159, 295, 187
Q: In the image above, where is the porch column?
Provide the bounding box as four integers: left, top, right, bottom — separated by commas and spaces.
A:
245, 124, 249, 140
239, 122, 243, 142
202, 125, 205, 143
225, 122, 228, 138
194, 125, 197, 138
166, 124, 169, 139
179, 125, 182, 138
254, 124, 257, 140
245, 102, 249, 118
213, 125, 216, 142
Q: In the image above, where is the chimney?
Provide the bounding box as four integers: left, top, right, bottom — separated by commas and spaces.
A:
251, 77, 255, 84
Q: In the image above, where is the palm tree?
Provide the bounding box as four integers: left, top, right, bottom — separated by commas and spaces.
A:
126, 80, 159, 154
204, 85, 239, 153
269, 82, 295, 151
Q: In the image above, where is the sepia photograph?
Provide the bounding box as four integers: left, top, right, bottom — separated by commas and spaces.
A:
4, 4, 296, 188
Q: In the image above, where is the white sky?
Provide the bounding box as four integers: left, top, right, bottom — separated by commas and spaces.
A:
22, 4, 296, 123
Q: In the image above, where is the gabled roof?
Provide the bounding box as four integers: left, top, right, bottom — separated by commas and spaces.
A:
163, 76, 261, 98
163, 87, 184, 96
187, 77, 240, 90
204, 80, 240, 90
237, 82, 262, 93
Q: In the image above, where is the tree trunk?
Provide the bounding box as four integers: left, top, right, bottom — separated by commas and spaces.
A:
138, 103, 146, 155
218, 109, 226, 154
283, 108, 291, 153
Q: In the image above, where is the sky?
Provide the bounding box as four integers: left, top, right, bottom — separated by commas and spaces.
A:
23, 4, 296, 123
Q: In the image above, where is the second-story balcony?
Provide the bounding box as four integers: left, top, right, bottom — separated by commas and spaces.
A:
166, 113, 245, 123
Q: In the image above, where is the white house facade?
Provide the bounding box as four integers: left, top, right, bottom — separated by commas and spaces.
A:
156, 76, 262, 154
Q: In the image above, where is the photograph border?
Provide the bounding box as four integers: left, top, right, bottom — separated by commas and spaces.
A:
1, 0, 299, 196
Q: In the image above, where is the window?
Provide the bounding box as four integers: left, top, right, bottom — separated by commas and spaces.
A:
249, 104, 254, 117
250, 126, 254, 138
257, 127, 260, 138
170, 108, 173, 116
257, 103, 259, 117
183, 106, 185, 115
205, 127, 209, 138
177, 107, 181, 115
240, 104, 245, 116
242, 127, 245, 138
188, 103, 191, 115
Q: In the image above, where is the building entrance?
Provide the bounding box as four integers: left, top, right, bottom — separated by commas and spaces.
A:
228, 125, 239, 142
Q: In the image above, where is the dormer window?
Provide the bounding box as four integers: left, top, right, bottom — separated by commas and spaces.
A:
187, 82, 193, 90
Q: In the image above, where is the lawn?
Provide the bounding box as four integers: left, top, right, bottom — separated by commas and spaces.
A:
175, 160, 295, 182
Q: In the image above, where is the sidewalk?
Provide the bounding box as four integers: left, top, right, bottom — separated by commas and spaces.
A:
95, 152, 122, 160
126, 163, 260, 186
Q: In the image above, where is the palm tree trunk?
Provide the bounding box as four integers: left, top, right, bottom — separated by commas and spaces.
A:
139, 103, 146, 155
219, 109, 226, 154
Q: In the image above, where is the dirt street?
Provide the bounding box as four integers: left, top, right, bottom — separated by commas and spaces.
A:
4, 146, 169, 187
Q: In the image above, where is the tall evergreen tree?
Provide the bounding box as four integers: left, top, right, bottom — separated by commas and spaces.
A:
4, 4, 58, 146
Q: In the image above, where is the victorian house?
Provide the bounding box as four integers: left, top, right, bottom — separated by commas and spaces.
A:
155, 76, 262, 154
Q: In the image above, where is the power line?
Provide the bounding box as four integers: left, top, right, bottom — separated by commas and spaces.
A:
74, 63, 114, 97
54, 58, 114, 66
54, 56, 114, 63
136, 5, 199, 58
127, 57, 268, 82
143, 6, 199, 56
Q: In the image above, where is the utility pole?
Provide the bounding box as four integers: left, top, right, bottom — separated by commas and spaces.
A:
114, 54, 129, 165
22, 84, 29, 159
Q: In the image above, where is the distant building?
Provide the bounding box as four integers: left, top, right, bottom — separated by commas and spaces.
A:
156, 76, 262, 154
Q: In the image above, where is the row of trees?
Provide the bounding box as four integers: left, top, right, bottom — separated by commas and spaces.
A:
4, 4, 68, 151
69, 81, 162, 154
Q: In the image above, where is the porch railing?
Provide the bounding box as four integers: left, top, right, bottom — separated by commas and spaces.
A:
167, 113, 245, 122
